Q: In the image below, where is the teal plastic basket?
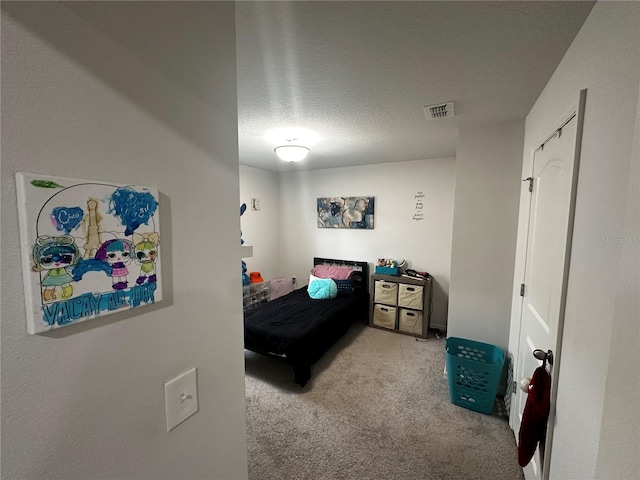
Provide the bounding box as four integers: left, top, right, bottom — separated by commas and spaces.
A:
446, 337, 505, 414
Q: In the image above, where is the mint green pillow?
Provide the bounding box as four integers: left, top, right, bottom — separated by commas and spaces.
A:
308, 277, 338, 299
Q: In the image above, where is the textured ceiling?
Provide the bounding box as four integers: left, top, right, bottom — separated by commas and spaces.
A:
236, 1, 594, 173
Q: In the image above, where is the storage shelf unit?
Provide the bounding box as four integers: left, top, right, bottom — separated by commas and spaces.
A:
369, 273, 432, 338
243, 281, 270, 312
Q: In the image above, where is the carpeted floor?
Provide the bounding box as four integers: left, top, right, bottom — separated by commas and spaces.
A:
245, 322, 524, 480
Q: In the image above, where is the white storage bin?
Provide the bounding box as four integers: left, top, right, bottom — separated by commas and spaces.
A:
398, 284, 423, 309
398, 308, 423, 336
373, 304, 397, 329
374, 280, 398, 306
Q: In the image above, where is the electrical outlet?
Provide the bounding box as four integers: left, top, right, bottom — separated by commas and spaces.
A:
164, 367, 199, 432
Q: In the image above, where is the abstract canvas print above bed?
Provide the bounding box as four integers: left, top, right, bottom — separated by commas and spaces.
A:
317, 196, 375, 229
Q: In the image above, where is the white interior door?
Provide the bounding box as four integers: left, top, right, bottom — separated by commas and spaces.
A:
512, 91, 586, 480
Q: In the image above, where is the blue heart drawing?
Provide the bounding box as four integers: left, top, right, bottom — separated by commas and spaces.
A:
109, 187, 159, 236
50, 206, 84, 234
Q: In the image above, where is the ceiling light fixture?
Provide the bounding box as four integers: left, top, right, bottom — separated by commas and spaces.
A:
274, 144, 310, 163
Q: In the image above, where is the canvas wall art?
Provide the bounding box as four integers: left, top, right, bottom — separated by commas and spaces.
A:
317, 196, 375, 229
16, 173, 162, 334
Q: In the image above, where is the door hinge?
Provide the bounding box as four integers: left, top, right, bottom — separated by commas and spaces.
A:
512, 381, 517, 394
523, 177, 533, 192
520, 284, 525, 297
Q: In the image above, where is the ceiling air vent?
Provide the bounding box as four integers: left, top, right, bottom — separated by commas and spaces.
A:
423, 102, 455, 120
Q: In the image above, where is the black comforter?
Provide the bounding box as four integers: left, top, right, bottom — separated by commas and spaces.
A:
244, 287, 368, 386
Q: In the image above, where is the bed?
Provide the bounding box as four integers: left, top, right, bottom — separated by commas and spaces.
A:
243, 257, 369, 387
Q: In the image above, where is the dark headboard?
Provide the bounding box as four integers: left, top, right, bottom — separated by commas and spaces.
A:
313, 257, 369, 293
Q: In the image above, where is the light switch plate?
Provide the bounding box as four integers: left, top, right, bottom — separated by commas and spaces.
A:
164, 367, 199, 432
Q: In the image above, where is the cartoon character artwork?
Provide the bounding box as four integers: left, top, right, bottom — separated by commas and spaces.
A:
132, 232, 159, 285
16, 172, 163, 334
72, 237, 150, 291
32, 235, 80, 302
95, 238, 135, 290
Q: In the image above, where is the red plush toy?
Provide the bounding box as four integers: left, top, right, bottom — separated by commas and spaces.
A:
518, 364, 551, 467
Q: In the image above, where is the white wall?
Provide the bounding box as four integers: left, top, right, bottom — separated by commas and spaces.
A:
596, 71, 640, 479
509, 2, 640, 479
239, 165, 280, 280
277, 158, 455, 330
1, 3, 248, 479
448, 121, 524, 350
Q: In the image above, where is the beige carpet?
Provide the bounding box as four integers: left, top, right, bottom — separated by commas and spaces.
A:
245, 322, 524, 480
